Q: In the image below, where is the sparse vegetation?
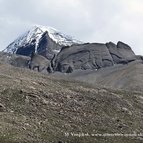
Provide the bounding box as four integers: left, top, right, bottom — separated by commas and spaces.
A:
0, 64, 143, 143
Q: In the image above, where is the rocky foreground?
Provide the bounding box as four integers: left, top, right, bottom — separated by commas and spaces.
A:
0, 63, 143, 143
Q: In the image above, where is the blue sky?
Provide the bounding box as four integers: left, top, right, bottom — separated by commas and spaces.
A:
0, 0, 143, 55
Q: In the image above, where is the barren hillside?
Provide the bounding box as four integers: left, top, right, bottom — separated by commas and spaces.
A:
0, 63, 143, 143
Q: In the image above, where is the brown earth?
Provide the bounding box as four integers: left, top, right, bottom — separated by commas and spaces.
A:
0, 63, 143, 143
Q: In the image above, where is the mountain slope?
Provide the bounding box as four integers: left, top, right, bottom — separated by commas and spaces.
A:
52, 60, 143, 91
3, 25, 83, 58
0, 51, 143, 91
0, 63, 143, 143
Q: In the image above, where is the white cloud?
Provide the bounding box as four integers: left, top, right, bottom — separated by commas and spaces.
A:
0, 0, 143, 55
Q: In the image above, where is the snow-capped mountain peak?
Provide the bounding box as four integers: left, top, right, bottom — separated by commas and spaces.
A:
3, 25, 83, 54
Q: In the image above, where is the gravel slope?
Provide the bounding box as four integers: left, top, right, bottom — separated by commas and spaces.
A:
0, 64, 143, 143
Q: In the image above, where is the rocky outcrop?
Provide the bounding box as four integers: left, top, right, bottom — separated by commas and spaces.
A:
4, 33, 138, 74
4, 25, 82, 58
54, 43, 114, 73
37, 32, 62, 60
16, 41, 35, 56
106, 41, 136, 64
54, 41, 136, 73
0, 52, 30, 68
29, 52, 53, 73
136, 55, 143, 61
15, 31, 63, 60
10, 55, 30, 68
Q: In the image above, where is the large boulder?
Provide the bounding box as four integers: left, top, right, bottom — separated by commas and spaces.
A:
10, 55, 30, 68
106, 41, 136, 64
0, 52, 30, 68
117, 41, 135, 60
54, 43, 114, 73
29, 52, 52, 73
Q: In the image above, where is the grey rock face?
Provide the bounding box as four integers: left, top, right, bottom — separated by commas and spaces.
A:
106, 41, 136, 64
29, 52, 52, 73
4, 25, 82, 57
117, 41, 135, 60
54, 41, 137, 73
54, 43, 114, 73
10, 55, 30, 68
0, 52, 30, 68
12, 32, 63, 60
56, 62, 74, 73
136, 55, 143, 60
37, 32, 62, 60
16, 42, 36, 57
106, 42, 122, 64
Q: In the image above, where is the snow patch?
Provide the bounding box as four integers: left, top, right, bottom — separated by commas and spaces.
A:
3, 25, 83, 54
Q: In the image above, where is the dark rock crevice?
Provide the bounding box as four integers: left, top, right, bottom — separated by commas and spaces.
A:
16, 43, 36, 56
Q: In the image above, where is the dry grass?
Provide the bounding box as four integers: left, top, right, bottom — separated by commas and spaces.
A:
0, 64, 143, 143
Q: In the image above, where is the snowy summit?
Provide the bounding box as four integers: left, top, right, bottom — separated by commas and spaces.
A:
3, 25, 83, 54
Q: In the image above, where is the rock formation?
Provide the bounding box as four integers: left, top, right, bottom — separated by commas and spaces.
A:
3, 26, 141, 74
37, 32, 62, 60
29, 52, 52, 73
53, 41, 136, 73
106, 41, 136, 64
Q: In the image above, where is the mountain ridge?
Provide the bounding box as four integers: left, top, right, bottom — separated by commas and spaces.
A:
3, 25, 83, 56
2, 25, 142, 74
0, 25, 143, 143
